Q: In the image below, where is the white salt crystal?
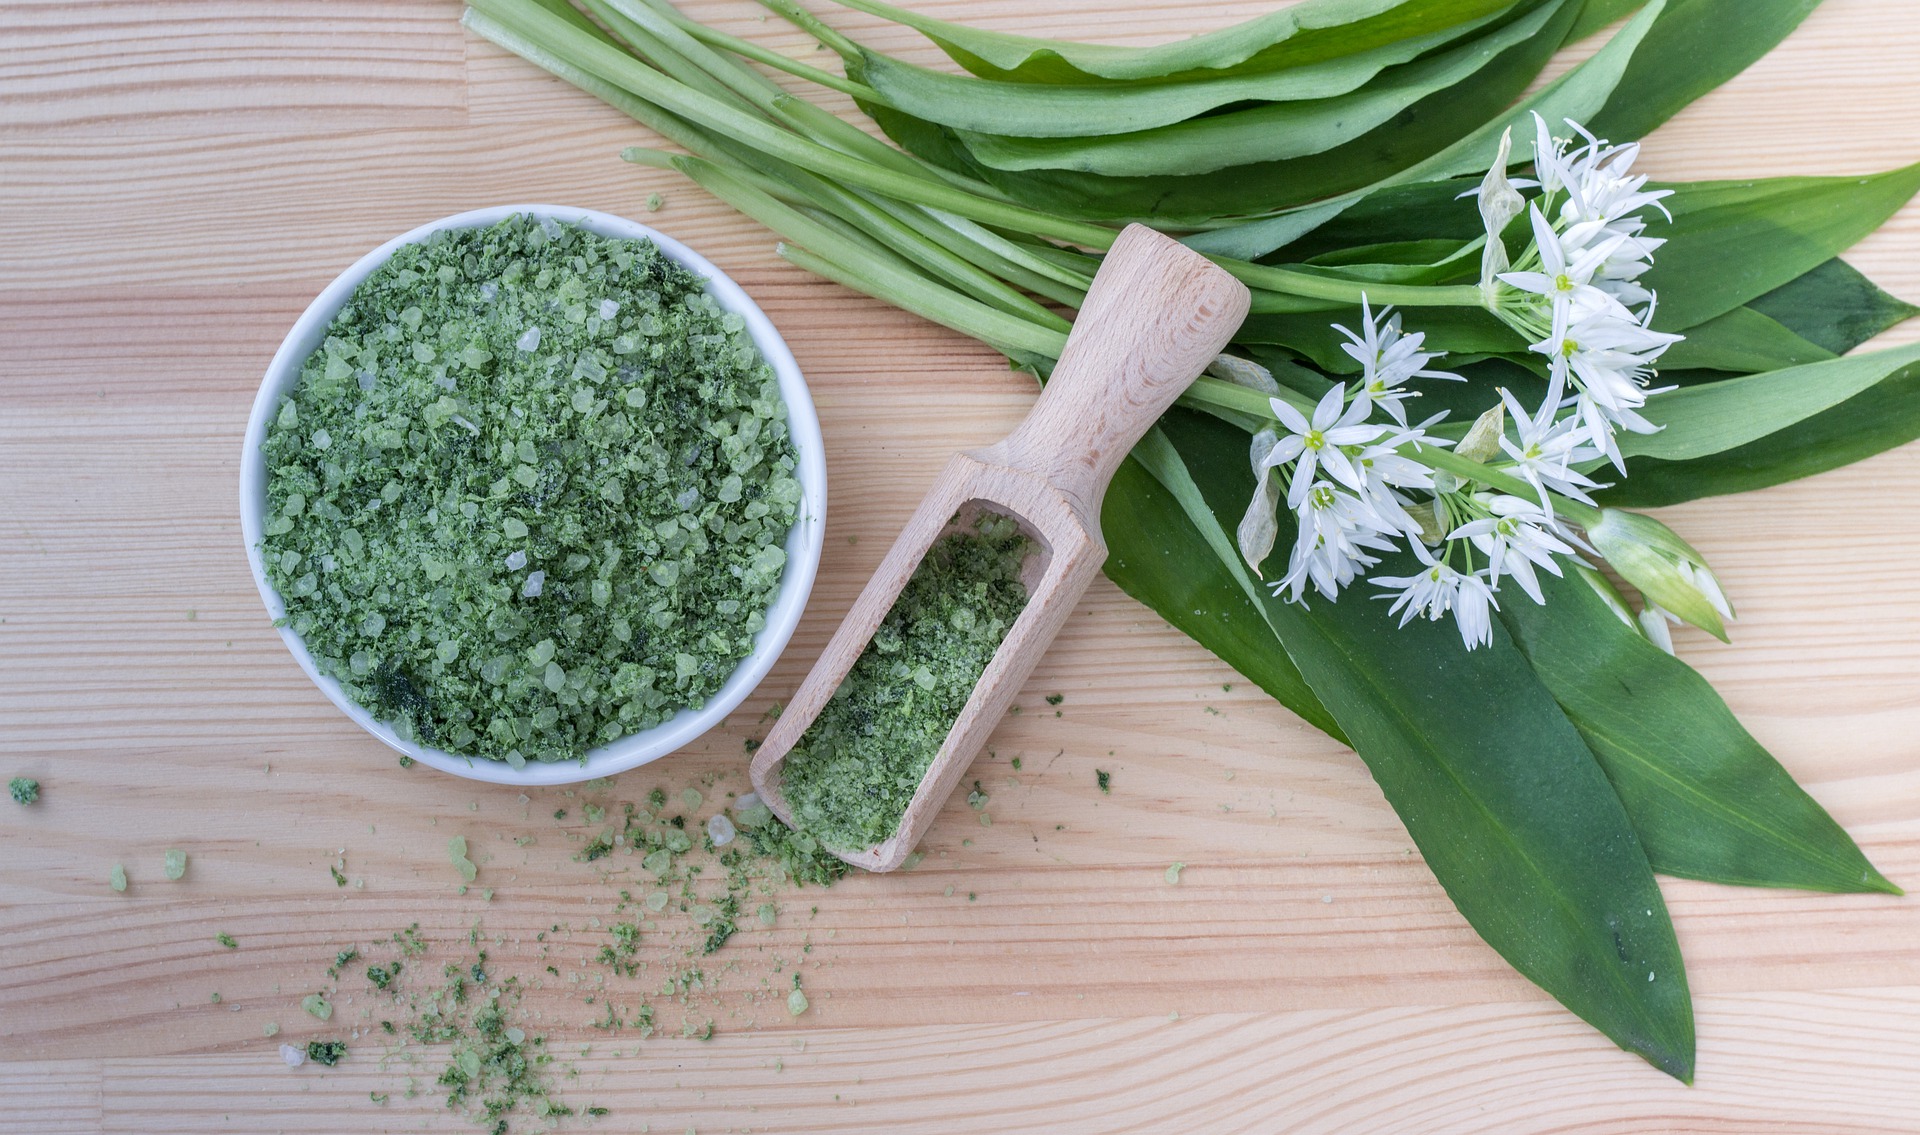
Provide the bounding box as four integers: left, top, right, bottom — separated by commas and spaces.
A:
522, 570, 545, 598
516, 326, 542, 353
504, 549, 528, 571
280, 1044, 306, 1068
599, 299, 621, 320
706, 813, 736, 847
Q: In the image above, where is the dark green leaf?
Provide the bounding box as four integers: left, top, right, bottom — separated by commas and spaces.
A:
1138, 409, 1694, 1081
1585, 0, 1821, 143
1748, 257, 1919, 355
1657, 306, 1834, 373
1185, 0, 1659, 255
1568, 0, 1645, 40
1500, 570, 1897, 894
1103, 455, 1344, 741
823, 0, 1519, 85
1643, 164, 1920, 331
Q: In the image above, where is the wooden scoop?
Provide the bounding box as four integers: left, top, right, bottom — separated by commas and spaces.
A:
748, 224, 1250, 871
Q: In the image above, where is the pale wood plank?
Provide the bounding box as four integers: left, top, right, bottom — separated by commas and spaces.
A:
4, 1, 1920, 1132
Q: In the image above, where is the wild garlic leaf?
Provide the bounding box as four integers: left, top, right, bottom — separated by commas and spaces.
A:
949, 0, 1568, 177
841, 9, 1507, 140
818, 0, 1516, 85
1502, 569, 1898, 894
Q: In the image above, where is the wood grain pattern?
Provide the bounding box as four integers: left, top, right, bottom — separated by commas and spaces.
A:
3, 1, 1920, 1132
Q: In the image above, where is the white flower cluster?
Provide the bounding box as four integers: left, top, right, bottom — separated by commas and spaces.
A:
1243, 303, 1592, 651
1487, 114, 1684, 471
1233, 116, 1732, 653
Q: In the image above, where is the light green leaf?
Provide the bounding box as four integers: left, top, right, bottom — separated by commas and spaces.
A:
818, 0, 1517, 85
1624, 342, 1920, 462
845, 9, 1509, 140
950, 1, 1567, 174
1501, 570, 1898, 894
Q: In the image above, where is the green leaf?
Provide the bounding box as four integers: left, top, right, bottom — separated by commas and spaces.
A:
1568, 0, 1645, 39
1186, 0, 1660, 256
1749, 257, 1920, 355
843, 8, 1511, 140
1656, 306, 1834, 373
1104, 448, 1344, 741
949, 1, 1568, 175
1623, 342, 1920, 462
862, 0, 1579, 225
820, 0, 1518, 85
1135, 408, 1694, 1081
1585, 0, 1821, 143
1599, 258, 1919, 507
1500, 570, 1897, 894
1602, 362, 1920, 506
1643, 164, 1920, 331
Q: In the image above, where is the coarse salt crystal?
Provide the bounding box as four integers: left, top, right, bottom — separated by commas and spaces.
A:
706, 813, 736, 847
504, 549, 528, 571
280, 1044, 306, 1068
522, 570, 545, 598
599, 299, 620, 320
516, 326, 543, 353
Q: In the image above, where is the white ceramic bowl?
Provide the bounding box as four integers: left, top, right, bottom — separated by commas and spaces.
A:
239, 204, 826, 785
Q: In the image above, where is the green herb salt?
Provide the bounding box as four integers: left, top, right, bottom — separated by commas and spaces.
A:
779, 515, 1032, 851
8, 777, 38, 805
260, 215, 800, 763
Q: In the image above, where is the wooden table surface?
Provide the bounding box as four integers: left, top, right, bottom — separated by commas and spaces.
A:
6, 2, 1920, 1132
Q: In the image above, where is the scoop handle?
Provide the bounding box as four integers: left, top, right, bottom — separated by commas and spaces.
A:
994, 224, 1250, 510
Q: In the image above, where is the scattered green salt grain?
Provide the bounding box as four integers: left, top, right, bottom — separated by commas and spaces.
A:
680, 788, 703, 812
780, 515, 1032, 851
163, 849, 188, 880
8, 777, 38, 805
786, 974, 809, 1017
264, 1021, 280, 1037
306, 1039, 347, 1066
259, 215, 799, 764
109, 864, 127, 892
449, 836, 478, 882
1165, 862, 1185, 885
646, 192, 664, 212
217, 932, 239, 949
303, 993, 333, 1020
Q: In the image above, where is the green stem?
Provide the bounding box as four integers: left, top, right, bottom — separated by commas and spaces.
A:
643, 0, 880, 100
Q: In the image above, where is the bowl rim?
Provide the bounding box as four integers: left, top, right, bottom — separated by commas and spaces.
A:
238, 204, 826, 786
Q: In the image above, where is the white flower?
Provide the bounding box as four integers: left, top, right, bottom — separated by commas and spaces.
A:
1273, 482, 1398, 604
1332, 298, 1462, 424
1498, 205, 1629, 332
1372, 546, 1500, 650
1267, 385, 1386, 508
1497, 385, 1606, 507
1448, 494, 1575, 605
1349, 419, 1448, 535
1531, 301, 1682, 466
